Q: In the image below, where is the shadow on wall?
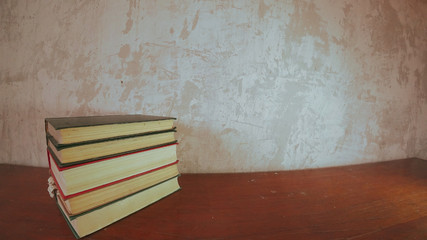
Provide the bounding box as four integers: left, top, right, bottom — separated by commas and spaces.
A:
175, 121, 243, 173
174, 119, 286, 173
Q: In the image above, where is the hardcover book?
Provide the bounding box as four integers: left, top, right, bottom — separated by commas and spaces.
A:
47, 129, 176, 166
48, 143, 178, 196
45, 114, 176, 145
55, 162, 180, 216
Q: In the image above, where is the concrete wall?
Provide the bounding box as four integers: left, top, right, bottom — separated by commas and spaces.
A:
1, 0, 426, 172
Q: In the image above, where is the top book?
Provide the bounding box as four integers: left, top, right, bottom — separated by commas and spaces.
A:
45, 115, 176, 145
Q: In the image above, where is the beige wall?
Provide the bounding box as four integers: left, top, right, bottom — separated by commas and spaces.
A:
1, 0, 426, 172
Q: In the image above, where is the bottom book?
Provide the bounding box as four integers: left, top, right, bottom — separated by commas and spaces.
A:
56, 177, 180, 238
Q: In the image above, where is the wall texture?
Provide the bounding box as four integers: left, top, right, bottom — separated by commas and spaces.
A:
1, 0, 426, 172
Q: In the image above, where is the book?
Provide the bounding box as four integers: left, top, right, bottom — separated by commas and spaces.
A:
45, 114, 175, 145
56, 162, 180, 216
47, 129, 176, 166
49, 143, 178, 196
56, 176, 180, 238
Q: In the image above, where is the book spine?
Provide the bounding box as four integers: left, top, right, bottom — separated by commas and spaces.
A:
47, 149, 50, 168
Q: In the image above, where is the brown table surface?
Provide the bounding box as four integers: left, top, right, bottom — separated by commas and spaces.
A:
0, 158, 426, 239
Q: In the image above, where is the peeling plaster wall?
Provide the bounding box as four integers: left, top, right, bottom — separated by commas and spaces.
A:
0, 0, 426, 172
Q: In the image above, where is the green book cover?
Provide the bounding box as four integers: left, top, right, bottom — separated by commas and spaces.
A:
46, 114, 176, 130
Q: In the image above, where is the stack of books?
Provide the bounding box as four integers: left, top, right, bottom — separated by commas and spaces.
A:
44, 115, 180, 238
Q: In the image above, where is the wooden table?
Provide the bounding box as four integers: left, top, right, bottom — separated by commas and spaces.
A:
0, 158, 426, 239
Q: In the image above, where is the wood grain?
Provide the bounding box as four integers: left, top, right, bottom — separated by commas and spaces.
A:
0, 158, 426, 239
